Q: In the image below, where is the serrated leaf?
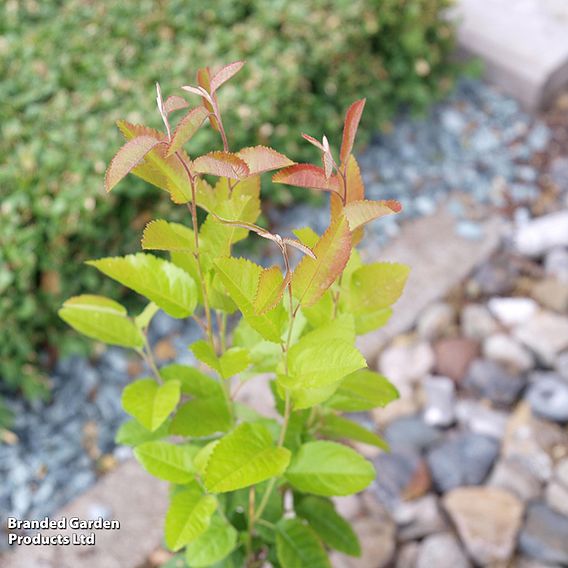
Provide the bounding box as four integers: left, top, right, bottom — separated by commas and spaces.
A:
122, 378, 181, 432
165, 483, 217, 551
185, 513, 237, 567
326, 369, 399, 412
340, 99, 366, 165
116, 121, 191, 203
193, 441, 219, 477
292, 216, 352, 307
210, 60, 245, 92
272, 164, 340, 194
105, 135, 162, 192
237, 145, 295, 174
115, 418, 170, 447
354, 307, 392, 335
296, 497, 360, 556
254, 266, 287, 314
286, 441, 375, 496
319, 414, 389, 450
196, 66, 221, 131
161, 365, 232, 437
87, 253, 198, 318
191, 340, 250, 379
193, 152, 249, 180
167, 106, 209, 157
204, 423, 291, 493
214, 257, 286, 342
59, 295, 143, 348
293, 227, 320, 249
164, 95, 189, 114
134, 302, 160, 330
134, 441, 199, 483
343, 199, 402, 231
350, 262, 409, 313
276, 518, 330, 568
285, 381, 341, 410
142, 220, 195, 252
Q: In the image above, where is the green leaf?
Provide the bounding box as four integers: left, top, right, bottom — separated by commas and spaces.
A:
134, 441, 199, 483
296, 496, 360, 556
292, 215, 352, 307
276, 518, 330, 568
185, 514, 237, 567
193, 441, 219, 477
142, 220, 195, 251
326, 369, 399, 412
293, 227, 320, 249
349, 262, 409, 313
214, 257, 286, 342
285, 381, 340, 411
302, 292, 334, 329
253, 266, 287, 314
135, 302, 160, 330
204, 423, 291, 493
165, 483, 217, 551
285, 441, 375, 496
115, 419, 170, 447
191, 341, 250, 379
354, 308, 392, 335
319, 414, 389, 450
87, 253, 198, 318
161, 365, 231, 437
59, 295, 144, 349
121, 378, 180, 432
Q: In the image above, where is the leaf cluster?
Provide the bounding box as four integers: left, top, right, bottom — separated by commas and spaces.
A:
60, 62, 409, 566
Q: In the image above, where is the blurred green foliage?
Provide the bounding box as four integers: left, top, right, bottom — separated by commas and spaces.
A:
0, 0, 458, 403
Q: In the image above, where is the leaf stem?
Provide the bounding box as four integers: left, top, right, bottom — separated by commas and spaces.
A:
139, 334, 162, 384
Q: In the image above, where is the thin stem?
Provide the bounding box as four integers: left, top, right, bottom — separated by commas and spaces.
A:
246, 486, 256, 560
139, 334, 162, 383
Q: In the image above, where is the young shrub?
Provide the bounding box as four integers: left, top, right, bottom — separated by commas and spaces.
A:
60, 62, 409, 567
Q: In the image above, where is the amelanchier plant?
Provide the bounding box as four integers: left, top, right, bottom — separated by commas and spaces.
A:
59, 62, 408, 567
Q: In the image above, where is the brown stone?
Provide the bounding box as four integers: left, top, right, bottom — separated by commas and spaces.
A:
434, 337, 480, 382
443, 487, 524, 565
401, 459, 432, 501
531, 277, 568, 313
154, 338, 177, 361
127, 359, 144, 378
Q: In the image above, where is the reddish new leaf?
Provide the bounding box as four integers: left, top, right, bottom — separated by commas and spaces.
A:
272, 164, 341, 194
340, 99, 366, 165
197, 67, 220, 131
237, 146, 295, 174
292, 215, 352, 307
105, 136, 162, 192
210, 61, 245, 93
166, 106, 209, 157
164, 95, 190, 115
193, 152, 250, 180
331, 154, 366, 222
282, 238, 316, 260
343, 200, 402, 231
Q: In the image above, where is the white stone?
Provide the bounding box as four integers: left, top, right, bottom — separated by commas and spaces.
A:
416, 302, 455, 340
461, 303, 499, 340
394, 495, 448, 541
455, 399, 508, 440
488, 297, 538, 327
416, 532, 471, 568
488, 457, 542, 502
514, 311, 568, 365
514, 211, 568, 257
545, 247, 568, 283
483, 333, 535, 372
378, 341, 435, 391
422, 376, 456, 427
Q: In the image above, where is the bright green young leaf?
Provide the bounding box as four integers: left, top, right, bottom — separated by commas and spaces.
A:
302, 292, 334, 329
193, 441, 219, 477
87, 253, 198, 318
354, 308, 392, 335
185, 514, 237, 567
204, 423, 291, 493
170, 251, 202, 304
285, 441, 375, 496
349, 262, 409, 313
191, 341, 250, 379
326, 369, 399, 412
121, 378, 181, 432
134, 302, 160, 330
319, 414, 389, 450
160, 364, 222, 397
285, 381, 341, 411
292, 215, 352, 307
59, 295, 144, 349
142, 220, 195, 251
276, 518, 330, 568
115, 418, 170, 447
165, 483, 217, 551
296, 496, 360, 556
254, 266, 287, 314
134, 441, 200, 483
293, 227, 319, 249
214, 257, 286, 342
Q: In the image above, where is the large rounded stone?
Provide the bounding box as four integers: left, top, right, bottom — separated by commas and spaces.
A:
443, 487, 524, 565
416, 532, 471, 568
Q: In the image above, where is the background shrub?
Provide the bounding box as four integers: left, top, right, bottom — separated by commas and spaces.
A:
0, 0, 458, 401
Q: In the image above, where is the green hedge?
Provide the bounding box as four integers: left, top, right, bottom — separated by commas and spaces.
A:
0, 0, 458, 400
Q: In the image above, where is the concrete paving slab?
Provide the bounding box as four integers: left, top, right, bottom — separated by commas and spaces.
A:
456, 0, 568, 110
